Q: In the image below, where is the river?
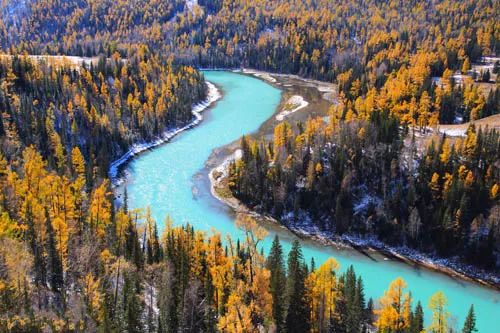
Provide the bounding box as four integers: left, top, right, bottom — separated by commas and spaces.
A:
118, 71, 499, 332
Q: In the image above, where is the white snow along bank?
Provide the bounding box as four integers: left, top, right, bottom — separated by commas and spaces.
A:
109, 81, 221, 184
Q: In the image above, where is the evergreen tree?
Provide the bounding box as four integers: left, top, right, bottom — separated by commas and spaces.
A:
331, 275, 347, 333
266, 235, 286, 332
462, 305, 477, 333
0, 114, 4, 137
152, 222, 162, 263
45, 210, 64, 295
123, 273, 143, 333
285, 240, 310, 333
26, 206, 46, 287
410, 301, 424, 333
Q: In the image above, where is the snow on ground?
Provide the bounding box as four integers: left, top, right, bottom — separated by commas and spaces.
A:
437, 127, 467, 136
317, 86, 334, 93
353, 194, 380, 216
275, 95, 309, 121
109, 81, 221, 185
185, 0, 198, 13
481, 56, 500, 63
211, 149, 242, 183
451, 71, 467, 84
436, 114, 500, 137
340, 234, 500, 285
281, 212, 500, 284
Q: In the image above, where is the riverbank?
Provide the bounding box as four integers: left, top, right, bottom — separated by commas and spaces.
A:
109, 81, 221, 185
209, 149, 500, 290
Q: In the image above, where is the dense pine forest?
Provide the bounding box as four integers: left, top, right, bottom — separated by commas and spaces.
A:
0, 0, 498, 332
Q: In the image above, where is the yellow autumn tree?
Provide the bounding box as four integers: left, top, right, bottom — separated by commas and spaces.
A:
308, 258, 340, 332
462, 125, 477, 159
218, 281, 253, 332
429, 172, 441, 199
88, 180, 112, 237
218, 216, 273, 331
273, 122, 293, 158
427, 291, 449, 333
490, 184, 499, 199
439, 139, 451, 163
375, 277, 412, 331
82, 273, 103, 323
207, 232, 233, 315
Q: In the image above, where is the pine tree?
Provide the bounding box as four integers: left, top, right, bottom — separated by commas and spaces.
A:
26, 206, 46, 287
410, 301, 424, 333
45, 210, 64, 295
152, 222, 162, 263
0, 113, 4, 137
462, 305, 477, 333
344, 266, 359, 332
123, 273, 143, 333
266, 235, 286, 332
331, 275, 347, 332
285, 240, 310, 333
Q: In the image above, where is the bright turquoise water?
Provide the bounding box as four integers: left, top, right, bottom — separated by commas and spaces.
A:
122, 71, 499, 332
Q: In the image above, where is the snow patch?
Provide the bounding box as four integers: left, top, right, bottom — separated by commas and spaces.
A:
0, 54, 99, 69
185, 0, 198, 13
275, 95, 309, 121
438, 127, 466, 137
211, 149, 242, 181
353, 194, 380, 216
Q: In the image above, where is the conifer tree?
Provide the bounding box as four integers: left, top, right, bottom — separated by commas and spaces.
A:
45, 210, 64, 295
286, 240, 310, 333
410, 301, 424, 333
462, 305, 477, 333
266, 235, 286, 332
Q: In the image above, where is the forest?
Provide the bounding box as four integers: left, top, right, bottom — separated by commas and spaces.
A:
229, 114, 499, 270
0, 51, 207, 178
1, 1, 498, 82
0, 0, 498, 331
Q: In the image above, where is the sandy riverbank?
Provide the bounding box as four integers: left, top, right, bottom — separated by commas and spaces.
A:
109, 81, 221, 185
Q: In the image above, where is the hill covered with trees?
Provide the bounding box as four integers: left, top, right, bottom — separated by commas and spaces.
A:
0, 0, 497, 331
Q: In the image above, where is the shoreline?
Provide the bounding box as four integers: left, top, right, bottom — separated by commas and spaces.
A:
109, 81, 221, 186
208, 151, 500, 291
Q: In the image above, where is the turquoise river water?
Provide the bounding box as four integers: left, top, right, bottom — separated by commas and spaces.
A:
121, 71, 499, 331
